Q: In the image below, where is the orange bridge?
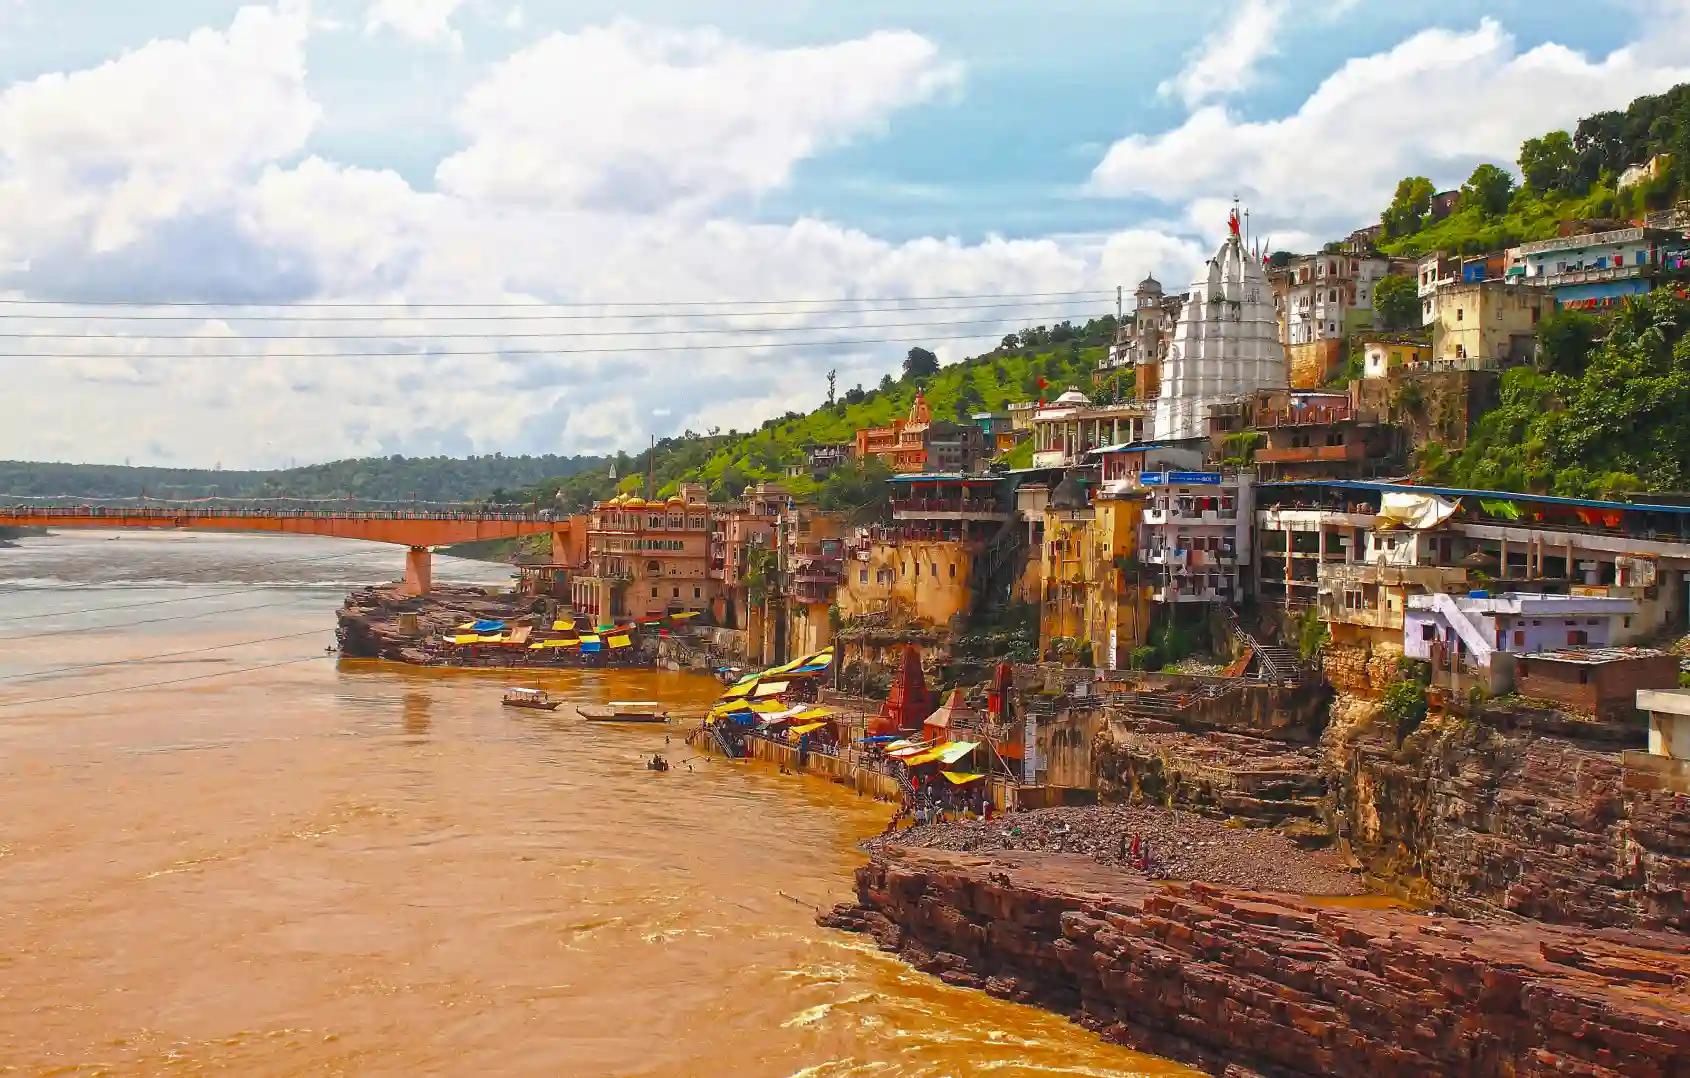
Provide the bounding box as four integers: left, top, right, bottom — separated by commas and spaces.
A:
0, 506, 584, 595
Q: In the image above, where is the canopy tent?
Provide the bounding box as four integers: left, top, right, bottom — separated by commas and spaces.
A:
788, 721, 827, 736
748, 700, 792, 715
940, 770, 985, 785
720, 682, 754, 700
579, 635, 603, 653
670, 611, 699, 620
595, 624, 615, 633
471, 619, 506, 632
450, 634, 479, 645
900, 740, 980, 768
551, 619, 575, 632
607, 635, 632, 649
1376, 492, 1460, 531
788, 707, 832, 722
752, 680, 790, 698
860, 734, 901, 745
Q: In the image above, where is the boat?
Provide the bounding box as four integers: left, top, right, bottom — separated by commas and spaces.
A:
578, 700, 670, 724
501, 687, 562, 711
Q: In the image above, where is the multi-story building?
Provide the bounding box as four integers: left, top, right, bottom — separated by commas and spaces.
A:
854, 391, 984, 474
571, 485, 714, 623
1139, 469, 1253, 604
1039, 474, 1151, 668
1430, 281, 1552, 370
1278, 251, 1389, 346
1518, 226, 1684, 308
1101, 274, 1183, 401
803, 442, 853, 483
970, 411, 1018, 455
1029, 389, 1149, 469
1213, 389, 1395, 482
785, 509, 848, 658
1405, 591, 1640, 694
1254, 480, 1690, 644
707, 482, 786, 632
1416, 252, 1460, 325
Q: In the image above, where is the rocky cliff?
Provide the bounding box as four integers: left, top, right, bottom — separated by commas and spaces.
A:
824, 846, 1690, 1077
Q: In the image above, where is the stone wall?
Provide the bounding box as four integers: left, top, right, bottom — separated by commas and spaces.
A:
1325, 710, 1690, 932
1321, 641, 1404, 699
823, 846, 1690, 1078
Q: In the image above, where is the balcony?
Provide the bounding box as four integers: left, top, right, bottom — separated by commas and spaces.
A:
1256, 442, 1366, 464
1253, 403, 1368, 427
1542, 263, 1653, 287
891, 497, 1010, 522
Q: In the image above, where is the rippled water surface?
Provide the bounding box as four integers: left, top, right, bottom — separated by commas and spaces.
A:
0, 531, 1190, 1076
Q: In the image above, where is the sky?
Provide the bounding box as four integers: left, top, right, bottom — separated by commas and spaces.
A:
1, 0, 1687, 469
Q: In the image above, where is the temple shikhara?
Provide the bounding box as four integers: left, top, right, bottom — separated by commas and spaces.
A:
1152, 209, 1288, 442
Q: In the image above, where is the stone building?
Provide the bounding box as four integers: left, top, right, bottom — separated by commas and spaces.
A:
571, 486, 714, 623
1429, 281, 1552, 370
1153, 213, 1288, 442
854, 391, 983, 474
1029, 388, 1148, 470
1101, 274, 1183, 401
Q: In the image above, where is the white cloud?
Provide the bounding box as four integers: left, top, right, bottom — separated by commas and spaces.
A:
365, 0, 466, 48
1096, 15, 1690, 236
0, 2, 316, 254
1158, 0, 1289, 108
435, 20, 963, 213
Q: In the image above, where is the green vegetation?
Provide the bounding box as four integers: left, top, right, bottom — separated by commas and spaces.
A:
1417, 289, 1690, 497
0, 454, 604, 504
1377, 83, 1690, 258
521, 316, 1117, 509
1371, 274, 1419, 331
1295, 605, 1330, 662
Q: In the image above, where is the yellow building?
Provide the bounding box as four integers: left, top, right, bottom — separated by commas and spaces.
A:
838, 536, 976, 627
1038, 476, 1150, 668
785, 510, 849, 657
1431, 282, 1551, 370
1361, 335, 1430, 379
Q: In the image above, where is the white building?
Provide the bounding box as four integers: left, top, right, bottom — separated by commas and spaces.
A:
1152, 215, 1288, 442
1140, 470, 1254, 605
1281, 252, 1389, 345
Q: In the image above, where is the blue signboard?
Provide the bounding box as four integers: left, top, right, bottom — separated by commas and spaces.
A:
1140, 470, 1223, 485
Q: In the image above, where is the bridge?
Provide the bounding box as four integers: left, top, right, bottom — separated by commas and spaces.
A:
0, 506, 585, 595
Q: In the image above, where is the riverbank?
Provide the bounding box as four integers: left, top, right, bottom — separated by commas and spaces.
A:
822, 842, 1690, 1077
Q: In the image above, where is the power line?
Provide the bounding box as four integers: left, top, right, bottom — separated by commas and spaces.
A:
0, 311, 1108, 341
0, 628, 330, 683
0, 298, 1111, 322
0, 653, 329, 711
0, 329, 1087, 361
0, 289, 1113, 311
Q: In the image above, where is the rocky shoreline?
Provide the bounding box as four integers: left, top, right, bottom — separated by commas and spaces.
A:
821, 842, 1690, 1077
335, 584, 649, 668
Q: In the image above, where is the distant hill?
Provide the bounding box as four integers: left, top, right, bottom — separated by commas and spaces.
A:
0, 454, 607, 504
517, 316, 1121, 511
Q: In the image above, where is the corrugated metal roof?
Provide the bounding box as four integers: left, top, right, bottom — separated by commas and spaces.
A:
1259, 479, 1690, 516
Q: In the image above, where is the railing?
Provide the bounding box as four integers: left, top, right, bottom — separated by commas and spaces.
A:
891, 497, 1007, 515
2, 504, 558, 522
1541, 263, 1653, 286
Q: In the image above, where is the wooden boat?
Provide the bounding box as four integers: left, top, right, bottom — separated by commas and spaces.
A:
578, 700, 670, 724
502, 687, 562, 711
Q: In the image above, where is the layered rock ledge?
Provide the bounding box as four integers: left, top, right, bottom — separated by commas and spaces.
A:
822, 845, 1690, 1077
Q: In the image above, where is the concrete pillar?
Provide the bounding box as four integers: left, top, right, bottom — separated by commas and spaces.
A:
402, 546, 432, 596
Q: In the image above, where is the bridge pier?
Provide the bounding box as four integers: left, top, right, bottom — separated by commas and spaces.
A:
402, 546, 433, 596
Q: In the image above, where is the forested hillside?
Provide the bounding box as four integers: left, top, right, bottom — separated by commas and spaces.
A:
0, 454, 605, 503
1375, 83, 1689, 257
518, 316, 1120, 510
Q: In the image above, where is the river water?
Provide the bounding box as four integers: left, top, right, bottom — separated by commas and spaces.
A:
0, 531, 1190, 1077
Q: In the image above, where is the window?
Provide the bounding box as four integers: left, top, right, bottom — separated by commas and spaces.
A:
929, 563, 937, 578
948, 563, 956, 579
651, 586, 658, 598
1456, 308, 1464, 321
859, 569, 868, 584
694, 587, 701, 599
672, 587, 680, 598
1422, 624, 1437, 642
1513, 630, 1524, 647
1624, 616, 1632, 629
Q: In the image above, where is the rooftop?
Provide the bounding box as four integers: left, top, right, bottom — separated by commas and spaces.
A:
1521, 647, 1672, 666
1260, 479, 1690, 518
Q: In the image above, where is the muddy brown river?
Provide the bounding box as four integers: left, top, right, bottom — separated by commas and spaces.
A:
0, 531, 1190, 1076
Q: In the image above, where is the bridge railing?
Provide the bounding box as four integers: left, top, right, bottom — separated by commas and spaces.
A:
2, 505, 560, 523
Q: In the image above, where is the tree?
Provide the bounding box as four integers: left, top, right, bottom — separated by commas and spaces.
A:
999, 332, 1020, 351
1372, 274, 1419, 330
815, 457, 893, 522
825, 368, 837, 406
1518, 130, 1577, 193
1460, 163, 1516, 217
1536, 308, 1600, 376
842, 383, 866, 406
1381, 176, 1435, 238
903, 346, 939, 382
877, 373, 894, 393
